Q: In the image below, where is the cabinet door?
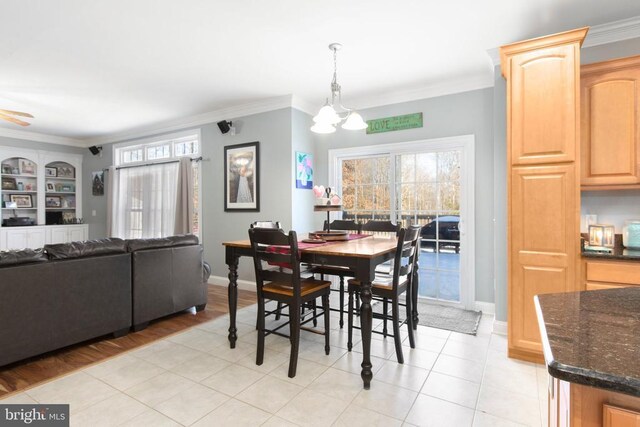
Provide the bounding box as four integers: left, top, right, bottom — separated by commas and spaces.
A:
49, 227, 68, 244
581, 60, 640, 186
4, 229, 28, 250
604, 404, 640, 427
68, 226, 86, 242
509, 44, 580, 165
510, 165, 578, 354
27, 228, 45, 249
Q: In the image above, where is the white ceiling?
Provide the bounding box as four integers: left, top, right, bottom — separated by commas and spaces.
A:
1, 0, 640, 142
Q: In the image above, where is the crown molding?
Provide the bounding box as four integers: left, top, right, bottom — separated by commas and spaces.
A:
486, 15, 640, 66
0, 127, 86, 148
583, 15, 640, 48
86, 95, 295, 145
291, 95, 316, 116
349, 74, 494, 110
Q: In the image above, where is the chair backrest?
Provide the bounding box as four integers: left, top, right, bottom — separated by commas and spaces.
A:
251, 221, 282, 229
323, 220, 362, 233
391, 225, 422, 290
361, 220, 401, 236
248, 228, 302, 298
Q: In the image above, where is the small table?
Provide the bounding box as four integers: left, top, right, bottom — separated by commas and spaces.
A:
222, 236, 419, 389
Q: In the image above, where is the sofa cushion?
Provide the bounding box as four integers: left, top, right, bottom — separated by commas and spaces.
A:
126, 235, 199, 252
168, 234, 199, 247
0, 248, 48, 267
45, 238, 127, 260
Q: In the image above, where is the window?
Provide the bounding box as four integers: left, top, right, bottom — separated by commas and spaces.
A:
329, 136, 475, 308
113, 130, 202, 238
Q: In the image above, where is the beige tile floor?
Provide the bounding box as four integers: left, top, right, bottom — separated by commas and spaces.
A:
0, 303, 550, 426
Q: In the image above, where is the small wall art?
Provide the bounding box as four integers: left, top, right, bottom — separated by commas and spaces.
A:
295, 151, 313, 189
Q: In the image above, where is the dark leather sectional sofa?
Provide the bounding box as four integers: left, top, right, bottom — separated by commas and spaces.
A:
0, 235, 211, 367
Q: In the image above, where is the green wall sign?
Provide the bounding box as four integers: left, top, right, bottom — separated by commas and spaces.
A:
366, 112, 423, 134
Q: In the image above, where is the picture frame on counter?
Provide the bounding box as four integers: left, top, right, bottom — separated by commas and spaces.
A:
10, 194, 32, 208
45, 167, 57, 177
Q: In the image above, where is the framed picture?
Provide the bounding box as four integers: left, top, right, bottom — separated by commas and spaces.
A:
92, 171, 104, 196
61, 184, 73, 192
224, 141, 259, 212
57, 166, 75, 178
10, 194, 32, 208
46, 182, 55, 192
45, 167, 57, 177
19, 159, 36, 175
46, 196, 62, 208
5, 201, 17, 209
1, 164, 12, 174
2, 177, 17, 190
295, 151, 313, 189
62, 196, 76, 208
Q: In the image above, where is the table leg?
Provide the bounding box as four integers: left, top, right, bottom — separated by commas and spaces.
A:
412, 257, 419, 329
359, 280, 373, 389
227, 252, 239, 348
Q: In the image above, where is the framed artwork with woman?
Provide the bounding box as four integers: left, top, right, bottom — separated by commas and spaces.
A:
224, 141, 259, 211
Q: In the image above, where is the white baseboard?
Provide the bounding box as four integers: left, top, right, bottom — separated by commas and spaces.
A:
493, 320, 508, 336
475, 301, 495, 315
208, 275, 256, 292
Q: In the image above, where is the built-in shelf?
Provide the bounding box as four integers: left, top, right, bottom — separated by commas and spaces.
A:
2, 190, 38, 194
1, 174, 37, 179
2, 207, 37, 210
46, 177, 75, 181
45, 192, 75, 195
45, 208, 76, 211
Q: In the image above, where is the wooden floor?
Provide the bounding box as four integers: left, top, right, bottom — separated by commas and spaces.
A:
0, 284, 256, 398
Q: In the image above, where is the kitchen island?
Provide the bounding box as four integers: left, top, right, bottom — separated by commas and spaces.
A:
535, 287, 640, 426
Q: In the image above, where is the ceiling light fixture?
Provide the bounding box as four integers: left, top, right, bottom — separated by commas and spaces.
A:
311, 43, 367, 134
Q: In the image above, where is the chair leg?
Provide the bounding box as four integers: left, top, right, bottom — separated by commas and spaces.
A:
355, 290, 360, 314
288, 302, 301, 378
405, 291, 416, 349
275, 302, 283, 321
347, 287, 354, 352
312, 299, 318, 327
323, 293, 330, 355
256, 298, 265, 366
392, 297, 404, 364
339, 276, 345, 328
383, 299, 388, 337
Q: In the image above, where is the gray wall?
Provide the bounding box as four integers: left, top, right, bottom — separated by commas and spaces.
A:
82, 147, 112, 239
313, 88, 496, 304
291, 109, 317, 234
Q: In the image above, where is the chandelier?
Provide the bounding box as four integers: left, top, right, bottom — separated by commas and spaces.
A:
311, 43, 367, 134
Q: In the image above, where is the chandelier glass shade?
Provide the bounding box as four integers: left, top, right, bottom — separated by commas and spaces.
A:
311, 43, 367, 133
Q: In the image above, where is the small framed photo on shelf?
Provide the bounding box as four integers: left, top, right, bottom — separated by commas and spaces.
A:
56, 166, 75, 178
62, 196, 76, 208
46, 182, 55, 192
19, 159, 36, 175
5, 201, 17, 209
1, 164, 12, 175
2, 177, 17, 190
46, 196, 62, 208
45, 167, 57, 177
61, 184, 73, 192
10, 194, 32, 208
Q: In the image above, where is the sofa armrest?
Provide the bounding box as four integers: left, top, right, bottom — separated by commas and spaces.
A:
203, 261, 211, 283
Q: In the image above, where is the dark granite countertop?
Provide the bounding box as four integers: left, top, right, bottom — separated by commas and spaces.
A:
582, 246, 640, 261
535, 287, 640, 397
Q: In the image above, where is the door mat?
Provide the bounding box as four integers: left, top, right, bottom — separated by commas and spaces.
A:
416, 303, 482, 335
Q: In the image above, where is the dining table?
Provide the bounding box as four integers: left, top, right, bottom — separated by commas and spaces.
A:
222, 234, 420, 389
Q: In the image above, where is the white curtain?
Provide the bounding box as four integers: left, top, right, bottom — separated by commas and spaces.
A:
106, 166, 117, 237
111, 162, 179, 239
174, 157, 194, 235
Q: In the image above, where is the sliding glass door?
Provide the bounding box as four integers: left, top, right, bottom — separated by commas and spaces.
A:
331, 136, 474, 308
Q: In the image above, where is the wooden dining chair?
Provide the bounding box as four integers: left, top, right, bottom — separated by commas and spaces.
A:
251, 221, 282, 229
249, 227, 331, 378
347, 225, 421, 364
309, 219, 362, 328
360, 220, 402, 336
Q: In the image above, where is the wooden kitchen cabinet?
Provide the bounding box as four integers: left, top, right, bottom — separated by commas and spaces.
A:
604, 405, 640, 427
581, 55, 640, 188
501, 28, 586, 363
582, 259, 640, 291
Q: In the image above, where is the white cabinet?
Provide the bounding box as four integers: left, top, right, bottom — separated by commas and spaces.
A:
0, 224, 88, 250
1, 226, 46, 250
47, 225, 88, 245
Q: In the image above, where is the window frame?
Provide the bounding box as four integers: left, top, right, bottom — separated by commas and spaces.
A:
112, 129, 203, 240
328, 135, 476, 309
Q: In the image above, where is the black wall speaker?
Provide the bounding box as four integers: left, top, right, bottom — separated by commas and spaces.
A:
217, 120, 232, 134
89, 146, 102, 155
